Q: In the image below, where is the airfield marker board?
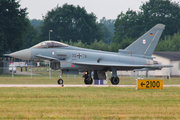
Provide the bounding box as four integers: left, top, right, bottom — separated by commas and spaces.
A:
136, 79, 163, 90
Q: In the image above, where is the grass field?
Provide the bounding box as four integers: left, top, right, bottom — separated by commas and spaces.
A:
0, 87, 180, 119
0, 73, 180, 85
1, 70, 180, 119
1, 66, 180, 85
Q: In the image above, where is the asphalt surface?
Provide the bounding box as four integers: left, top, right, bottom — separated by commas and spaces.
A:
15, 72, 39, 75
0, 84, 180, 87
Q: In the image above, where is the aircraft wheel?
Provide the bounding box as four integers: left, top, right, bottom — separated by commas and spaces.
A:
111, 77, 119, 85
84, 77, 93, 85
57, 79, 63, 85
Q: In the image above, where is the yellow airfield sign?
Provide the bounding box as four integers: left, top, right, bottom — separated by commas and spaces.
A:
136, 79, 163, 90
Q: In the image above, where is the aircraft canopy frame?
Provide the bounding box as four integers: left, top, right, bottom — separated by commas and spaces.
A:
31, 41, 68, 48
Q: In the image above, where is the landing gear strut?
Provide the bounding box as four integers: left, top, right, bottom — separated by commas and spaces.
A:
57, 70, 63, 85
83, 71, 93, 85
110, 67, 120, 85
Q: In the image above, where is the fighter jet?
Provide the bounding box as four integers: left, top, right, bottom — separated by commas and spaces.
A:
6, 24, 172, 85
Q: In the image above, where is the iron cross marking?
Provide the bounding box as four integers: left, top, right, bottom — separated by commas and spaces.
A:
77, 53, 82, 58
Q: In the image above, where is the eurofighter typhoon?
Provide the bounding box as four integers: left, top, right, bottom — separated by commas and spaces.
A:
7, 24, 172, 85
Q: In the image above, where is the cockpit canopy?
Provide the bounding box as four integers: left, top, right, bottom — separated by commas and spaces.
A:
31, 41, 68, 48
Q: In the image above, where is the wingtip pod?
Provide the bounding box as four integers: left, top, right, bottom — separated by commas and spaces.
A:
162, 64, 173, 68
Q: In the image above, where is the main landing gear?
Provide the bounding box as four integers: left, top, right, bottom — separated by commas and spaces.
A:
84, 76, 93, 84
56, 68, 120, 85
110, 77, 119, 85
110, 67, 120, 85
83, 71, 93, 85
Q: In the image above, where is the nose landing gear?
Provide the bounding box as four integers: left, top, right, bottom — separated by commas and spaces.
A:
57, 78, 63, 85
57, 70, 63, 85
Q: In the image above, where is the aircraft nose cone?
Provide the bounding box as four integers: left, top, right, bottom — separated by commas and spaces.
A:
8, 49, 31, 60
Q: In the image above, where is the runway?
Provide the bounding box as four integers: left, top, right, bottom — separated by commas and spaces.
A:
0, 84, 180, 87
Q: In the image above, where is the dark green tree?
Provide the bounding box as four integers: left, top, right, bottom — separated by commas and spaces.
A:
98, 23, 113, 44
114, 9, 143, 43
30, 19, 42, 32
140, 0, 180, 38
60, 39, 111, 51
23, 21, 40, 49
156, 32, 180, 51
100, 17, 115, 33
0, 0, 28, 56
89, 40, 111, 51
40, 4, 103, 44
113, 0, 180, 51
111, 37, 134, 52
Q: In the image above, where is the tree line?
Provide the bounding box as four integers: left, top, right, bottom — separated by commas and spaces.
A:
112, 0, 180, 51
1, 0, 180, 57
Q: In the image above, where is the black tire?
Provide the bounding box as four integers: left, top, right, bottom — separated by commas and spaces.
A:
57, 79, 63, 85
84, 77, 93, 85
111, 77, 119, 85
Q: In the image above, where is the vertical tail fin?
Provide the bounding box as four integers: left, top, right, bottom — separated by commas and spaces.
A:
125, 24, 165, 56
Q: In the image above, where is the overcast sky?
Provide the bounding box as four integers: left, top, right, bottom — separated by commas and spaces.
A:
20, 0, 179, 21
